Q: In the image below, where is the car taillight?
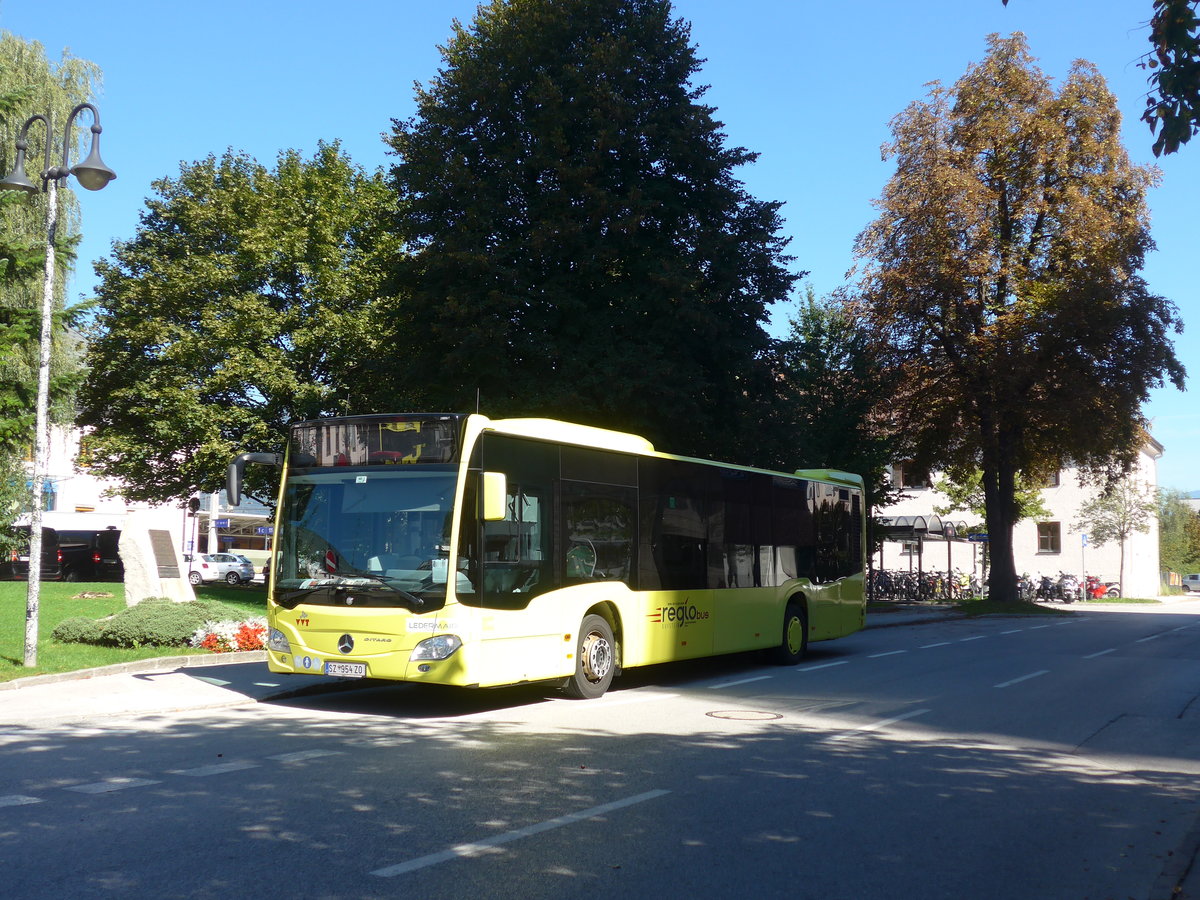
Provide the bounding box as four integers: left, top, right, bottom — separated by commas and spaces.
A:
57, 549, 63, 563
93, 551, 101, 564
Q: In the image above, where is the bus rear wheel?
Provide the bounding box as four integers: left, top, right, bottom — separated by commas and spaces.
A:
770, 601, 808, 665
563, 614, 616, 700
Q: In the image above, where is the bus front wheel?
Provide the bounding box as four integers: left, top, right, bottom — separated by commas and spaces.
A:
563, 614, 616, 700
771, 601, 808, 665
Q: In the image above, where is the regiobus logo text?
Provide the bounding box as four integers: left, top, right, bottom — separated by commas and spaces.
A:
649, 599, 710, 628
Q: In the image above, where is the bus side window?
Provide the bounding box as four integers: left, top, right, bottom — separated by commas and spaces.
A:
562, 483, 635, 584
481, 486, 546, 594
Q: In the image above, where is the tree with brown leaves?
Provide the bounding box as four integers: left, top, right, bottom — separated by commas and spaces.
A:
855, 34, 1184, 602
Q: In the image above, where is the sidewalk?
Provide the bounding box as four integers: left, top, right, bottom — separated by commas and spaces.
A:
865, 602, 964, 629
0, 652, 345, 726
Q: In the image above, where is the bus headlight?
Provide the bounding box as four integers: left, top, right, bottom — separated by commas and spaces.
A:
267, 628, 291, 653
410, 634, 463, 661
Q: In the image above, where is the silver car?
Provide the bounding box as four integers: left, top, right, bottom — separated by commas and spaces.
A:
187, 552, 256, 585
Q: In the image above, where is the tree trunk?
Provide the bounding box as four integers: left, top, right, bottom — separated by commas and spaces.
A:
1118, 537, 1126, 597
981, 423, 1020, 603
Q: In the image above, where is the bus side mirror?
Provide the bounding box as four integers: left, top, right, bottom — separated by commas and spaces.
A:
227, 452, 283, 506
482, 472, 507, 521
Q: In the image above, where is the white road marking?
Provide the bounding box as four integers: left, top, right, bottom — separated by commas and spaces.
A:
959, 636, 986, 642
868, 650, 907, 658
708, 675, 773, 689
0, 794, 43, 807
1084, 648, 1116, 659
1000, 629, 1023, 635
919, 641, 951, 649
994, 670, 1049, 689
267, 749, 345, 763
797, 660, 850, 672
170, 761, 260, 777
1136, 633, 1163, 643
370, 789, 672, 877
589, 692, 679, 708
825, 708, 931, 742
66, 777, 161, 794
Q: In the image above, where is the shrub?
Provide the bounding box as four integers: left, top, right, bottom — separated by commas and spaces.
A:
52, 616, 106, 644
49, 598, 268, 649
99, 598, 214, 648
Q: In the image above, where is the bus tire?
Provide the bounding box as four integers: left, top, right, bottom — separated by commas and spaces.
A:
562, 614, 616, 700
771, 601, 808, 665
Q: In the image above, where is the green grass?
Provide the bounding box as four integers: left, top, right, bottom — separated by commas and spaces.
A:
0, 581, 267, 683
951, 596, 1067, 616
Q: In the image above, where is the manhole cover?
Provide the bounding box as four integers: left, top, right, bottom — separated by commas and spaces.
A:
705, 710, 783, 721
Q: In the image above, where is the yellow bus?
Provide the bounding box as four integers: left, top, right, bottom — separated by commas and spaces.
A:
228, 413, 865, 699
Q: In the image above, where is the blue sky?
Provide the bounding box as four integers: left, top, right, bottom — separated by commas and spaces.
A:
0, 0, 1195, 488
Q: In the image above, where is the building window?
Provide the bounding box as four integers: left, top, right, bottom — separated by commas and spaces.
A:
1044, 471, 1060, 487
895, 461, 930, 490
1037, 522, 1061, 554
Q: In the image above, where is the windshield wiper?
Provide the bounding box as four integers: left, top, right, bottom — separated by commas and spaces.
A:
276, 573, 428, 612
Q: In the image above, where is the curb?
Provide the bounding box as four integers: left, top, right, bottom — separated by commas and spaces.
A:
1150, 812, 1200, 900
0, 651, 268, 691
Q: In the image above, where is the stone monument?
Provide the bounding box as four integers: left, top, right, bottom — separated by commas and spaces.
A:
119, 508, 195, 606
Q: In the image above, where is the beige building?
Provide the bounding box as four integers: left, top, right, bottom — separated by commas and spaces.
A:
876, 436, 1164, 598
14, 425, 268, 559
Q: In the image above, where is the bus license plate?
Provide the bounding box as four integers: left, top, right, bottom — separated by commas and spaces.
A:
325, 661, 366, 678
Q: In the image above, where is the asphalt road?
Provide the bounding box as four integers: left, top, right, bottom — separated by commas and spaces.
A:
1, 603, 1198, 899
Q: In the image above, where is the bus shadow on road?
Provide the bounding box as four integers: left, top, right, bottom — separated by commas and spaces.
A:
265, 644, 854, 720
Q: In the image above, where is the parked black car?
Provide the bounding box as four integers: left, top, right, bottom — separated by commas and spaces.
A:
2, 527, 63, 581
94, 528, 123, 580
55, 528, 124, 582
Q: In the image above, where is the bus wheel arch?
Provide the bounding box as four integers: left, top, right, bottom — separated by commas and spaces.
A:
589, 603, 622, 665
562, 609, 619, 700
770, 595, 809, 665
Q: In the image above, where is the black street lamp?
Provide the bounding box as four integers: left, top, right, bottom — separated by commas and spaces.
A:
0, 102, 115, 667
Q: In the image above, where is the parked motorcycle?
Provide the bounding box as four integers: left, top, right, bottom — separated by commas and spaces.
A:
1018, 573, 1035, 602
1084, 575, 1121, 599
1057, 572, 1080, 604
1036, 574, 1057, 601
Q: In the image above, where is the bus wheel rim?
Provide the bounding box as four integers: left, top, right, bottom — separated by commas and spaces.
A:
581, 632, 612, 683
786, 617, 803, 654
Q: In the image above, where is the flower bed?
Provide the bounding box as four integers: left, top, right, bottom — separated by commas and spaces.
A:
189, 618, 268, 653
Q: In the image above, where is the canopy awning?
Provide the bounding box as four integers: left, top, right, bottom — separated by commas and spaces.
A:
876, 515, 973, 542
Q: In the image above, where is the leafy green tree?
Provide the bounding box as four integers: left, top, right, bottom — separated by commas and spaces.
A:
1074, 479, 1156, 595
1140, 0, 1200, 154
931, 469, 1050, 530
1157, 488, 1200, 576
380, 0, 796, 464
78, 143, 396, 503
0, 34, 100, 528
0, 450, 27, 554
1001, 0, 1200, 155
771, 285, 899, 514
854, 34, 1185, 603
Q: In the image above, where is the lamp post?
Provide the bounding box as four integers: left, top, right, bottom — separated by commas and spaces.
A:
0, 103, 115, 667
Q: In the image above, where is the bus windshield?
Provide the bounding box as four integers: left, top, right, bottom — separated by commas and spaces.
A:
274, 466, 460, 611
